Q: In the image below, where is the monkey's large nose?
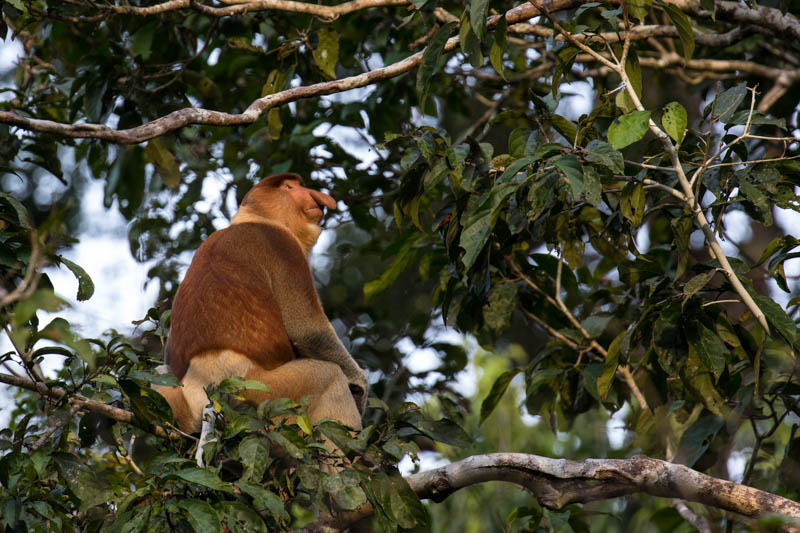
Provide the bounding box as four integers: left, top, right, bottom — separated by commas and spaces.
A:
309, 189, 337, 210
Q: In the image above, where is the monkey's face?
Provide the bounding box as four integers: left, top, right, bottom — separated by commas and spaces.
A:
241, 173, 337, 224
282, 178, 337, 224
235, 173, 338, 254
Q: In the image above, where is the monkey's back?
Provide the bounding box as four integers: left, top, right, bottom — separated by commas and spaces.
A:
167, 222, 301, 380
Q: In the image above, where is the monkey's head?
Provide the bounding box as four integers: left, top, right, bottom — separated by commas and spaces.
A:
233, 173, 337, 254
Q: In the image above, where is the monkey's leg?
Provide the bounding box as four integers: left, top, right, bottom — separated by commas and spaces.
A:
242, 359, 362, 430
153, 384, 198, 433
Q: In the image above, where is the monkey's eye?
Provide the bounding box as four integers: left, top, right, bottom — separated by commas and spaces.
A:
284, 182, 293, 190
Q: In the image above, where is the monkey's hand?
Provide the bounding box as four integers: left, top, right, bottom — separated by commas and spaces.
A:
346, 367, 368, 414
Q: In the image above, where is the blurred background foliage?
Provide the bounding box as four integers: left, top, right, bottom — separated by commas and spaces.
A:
0, 0, 799, 530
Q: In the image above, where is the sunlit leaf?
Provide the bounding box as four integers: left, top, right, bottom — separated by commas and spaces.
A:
608, 110, 651, 149
59, 257, 95, 301
662, 101, 687, 143
312, 27, 339, 79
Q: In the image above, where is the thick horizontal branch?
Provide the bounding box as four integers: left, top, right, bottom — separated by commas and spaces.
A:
508, 22, 759, 48
0, 371, 182, 440
0, 0, 579, 144
574, 52, 800, 82
296, 453, 800, 532
668, 0, 800, 43
73, 0, 409, 19
189, 0, 409, 19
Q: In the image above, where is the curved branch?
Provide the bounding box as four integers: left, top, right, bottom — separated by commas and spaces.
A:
669, 0, 800, 43
295, 453, 800, 532
0, 0, 581, 144
0, 371, 183, 441
189, 0, 409, 18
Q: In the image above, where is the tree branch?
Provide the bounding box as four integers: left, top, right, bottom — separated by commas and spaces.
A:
0, 371, 184, 441
669, 0, 800, 43
296, 453, 800, 532
0, 0, 583, 143
537, 1, 773, 333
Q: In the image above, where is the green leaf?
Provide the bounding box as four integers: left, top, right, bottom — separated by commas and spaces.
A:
608, 110, 651, 149
0, 191, 30, 227
423, 158, 449, 191
238, 436, 272, 483
711, 82, 747, 121
131, 22, 156, 60
459, 182, 518, 271
620, 182, 645, 227
509, 128, 532, 158
323, 470, 367, 510
179, 500, 220, 533
296, 414, 313, 435
169, 468, 234, 493
753, 295, 799, 347
13, 289, 68, 328
144, 138, 181, 189
551, 114, 578, 144
59, 257, 95, 301
552, 47, 580, 98
234, 480, 289, 522
598, 330, 624, 399
583, 166, 603, 206
689, 323, 727, 377
490, 16, 508, 79
626, 0, 652, 21
662, 101, 687, 143
480, 369, 522, 424
365, 474, 429, 529
459, 16, 483, 69
53, 453, 108, 510
554, 155, 584, 199
700, 0, 715, 18
5, 0, 25, 11
218, 501, 268, 533
675, 413, 723, 467
585, 140, 624, 174
417, 22, 456, 110
653, 304, 687, 376
683, 270, 716, 299
364, 235, 421, 301
267, 108, 282, 140
662, 2, 694, 61
470, 0, 490, 41
312, 27, 339, 79
407, 416, 472, 447
484, 283, 518, 331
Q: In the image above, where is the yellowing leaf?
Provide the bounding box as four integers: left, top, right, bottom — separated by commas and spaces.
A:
312, 27, 339, 79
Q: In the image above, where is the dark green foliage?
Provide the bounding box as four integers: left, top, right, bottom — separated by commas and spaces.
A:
1, 0, 799, 531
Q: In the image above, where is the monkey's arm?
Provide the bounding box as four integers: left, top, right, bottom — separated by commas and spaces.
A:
266, 233, 368, 409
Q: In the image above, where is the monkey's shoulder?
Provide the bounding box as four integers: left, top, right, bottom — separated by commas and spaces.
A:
201, 222, 307, 261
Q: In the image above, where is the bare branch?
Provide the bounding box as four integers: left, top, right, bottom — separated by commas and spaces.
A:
189, 0, 409, 20
0, 371, 184, 441
298, 453, 800, 532
669, 0, 800, 43
508, 23, 757, 48
0, 0, 583, 143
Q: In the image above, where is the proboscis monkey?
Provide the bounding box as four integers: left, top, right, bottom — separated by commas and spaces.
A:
155, 173, 367, 434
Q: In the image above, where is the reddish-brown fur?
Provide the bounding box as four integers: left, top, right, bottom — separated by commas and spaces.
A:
156, 173, 367, 434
